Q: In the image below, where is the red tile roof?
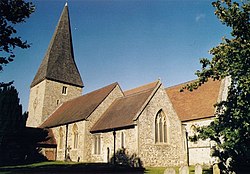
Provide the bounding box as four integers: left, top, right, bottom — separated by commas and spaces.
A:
124, 81, 159, 96
166, 79, 222, 121
38, 128, 57, 148
91, 81, 159, 133
40, 82, 119, 128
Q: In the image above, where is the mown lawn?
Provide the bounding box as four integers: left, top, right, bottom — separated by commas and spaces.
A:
145, 165, 212, 174
0, 161, 212, 174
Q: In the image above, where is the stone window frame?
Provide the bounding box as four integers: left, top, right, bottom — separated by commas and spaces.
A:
93, 134, 101, 155
62, 86, 68, 95
72, 124, 79, 149
155, 109, 169, 144
190, 124, 198, 144
59, 127, 64, 150
121, 131, 125, 148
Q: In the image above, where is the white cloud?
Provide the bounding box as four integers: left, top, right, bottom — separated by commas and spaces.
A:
195, 14, 206, 22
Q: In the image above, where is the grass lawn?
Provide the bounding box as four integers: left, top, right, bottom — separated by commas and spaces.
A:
0, 161, 212, 174
143, 165, 212, 174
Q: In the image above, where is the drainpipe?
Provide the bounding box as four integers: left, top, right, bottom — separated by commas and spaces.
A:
64, 124, 69, 160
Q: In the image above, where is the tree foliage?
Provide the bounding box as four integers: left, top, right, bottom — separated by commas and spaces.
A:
0, 86, 48, 166
183, 0, 250, 173
0, 0, 34, 72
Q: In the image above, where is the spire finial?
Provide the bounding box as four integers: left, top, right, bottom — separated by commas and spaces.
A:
65, 2, 68, 6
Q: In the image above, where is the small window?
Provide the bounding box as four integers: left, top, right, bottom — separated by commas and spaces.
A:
94, 135, 101, 155
121, 132, 125, 148
62, 86, 67, 95
73, 124, 78, 149
56, 99, 60, 105
190, 125, 198, 144
59, 127, 63, 149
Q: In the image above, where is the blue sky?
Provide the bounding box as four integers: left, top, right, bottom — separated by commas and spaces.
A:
1, 0, 230, 110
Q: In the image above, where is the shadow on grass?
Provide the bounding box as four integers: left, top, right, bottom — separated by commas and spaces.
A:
186, 166, 212, 174
0, 162, 145, 174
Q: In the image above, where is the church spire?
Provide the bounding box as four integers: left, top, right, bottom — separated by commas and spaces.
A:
31, 4, 83, 88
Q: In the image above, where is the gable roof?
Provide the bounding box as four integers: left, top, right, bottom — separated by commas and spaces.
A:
91, 81, 159, 133
124, 81, 159, 96
40, 82, 118, 128
166, 79, 222, 121
31, 4, 83, 88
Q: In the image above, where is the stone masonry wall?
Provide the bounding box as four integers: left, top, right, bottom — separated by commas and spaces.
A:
85, 85, 124, 162
53, 121, 86, 162
27, 81, 46, 127
27, 79, 82, 127
137, 84, 186, 167
53, 125, 66, 161
42, 80, 82, 123
91, 128, 138, 163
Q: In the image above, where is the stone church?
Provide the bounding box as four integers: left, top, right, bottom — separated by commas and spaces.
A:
26, 4, 229, 167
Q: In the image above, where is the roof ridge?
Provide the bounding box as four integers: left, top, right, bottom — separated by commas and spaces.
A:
124, 80, 159, 96
62, 82, 119, 104
165, 79, 197, 90
132, 81, 162, 121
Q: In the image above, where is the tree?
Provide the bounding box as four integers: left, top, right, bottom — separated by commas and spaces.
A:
0, 0, 34, 72
0, 86, 48, 165
182, 0, 250, 173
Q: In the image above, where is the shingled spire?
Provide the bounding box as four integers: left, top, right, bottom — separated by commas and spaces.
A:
31, 3, 83, 88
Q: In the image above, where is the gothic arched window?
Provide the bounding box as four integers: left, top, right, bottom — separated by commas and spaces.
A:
59, 127, 63, 149
73, 124, 78, 149
155, 110, 168, 143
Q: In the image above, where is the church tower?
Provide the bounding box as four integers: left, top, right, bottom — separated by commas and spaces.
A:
27, 3, 83, 127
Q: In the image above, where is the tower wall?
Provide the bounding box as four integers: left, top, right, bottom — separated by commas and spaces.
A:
27, 79, 82, 127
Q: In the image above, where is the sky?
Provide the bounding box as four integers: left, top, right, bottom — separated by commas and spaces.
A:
1, 0, 231, 111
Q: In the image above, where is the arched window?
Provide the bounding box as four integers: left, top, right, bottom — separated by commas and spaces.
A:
190, 125, 197, 144
73, 124, 78, 149
59, 127, 63, 149
190, 125, 197, 135
155, 110, 168, 143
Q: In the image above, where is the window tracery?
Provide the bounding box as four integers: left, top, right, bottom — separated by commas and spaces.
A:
155, 110, 168, 143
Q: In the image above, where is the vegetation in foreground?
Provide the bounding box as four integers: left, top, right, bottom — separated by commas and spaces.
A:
182, 0, 250, 173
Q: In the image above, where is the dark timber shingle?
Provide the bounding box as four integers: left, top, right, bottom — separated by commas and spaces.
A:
31, 4, 83, 88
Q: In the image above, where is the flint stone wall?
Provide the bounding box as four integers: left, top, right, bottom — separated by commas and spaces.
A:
137, 84, 186, 167
27, 79, 82, 127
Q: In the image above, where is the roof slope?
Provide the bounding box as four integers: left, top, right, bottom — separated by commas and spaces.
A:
31, 4, 83, 88
38, 129, 57, 148
91, 81, 159, 133
166, 79, 221, 121
124, 81, 159, 96
40, 83, 118, 128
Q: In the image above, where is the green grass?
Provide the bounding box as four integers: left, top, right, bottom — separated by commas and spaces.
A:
145, 165, 212, 174
0, 161, 213, 174
0, 161, 75, 169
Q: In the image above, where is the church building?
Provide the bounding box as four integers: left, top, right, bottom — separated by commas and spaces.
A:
26, 4, 229, 167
